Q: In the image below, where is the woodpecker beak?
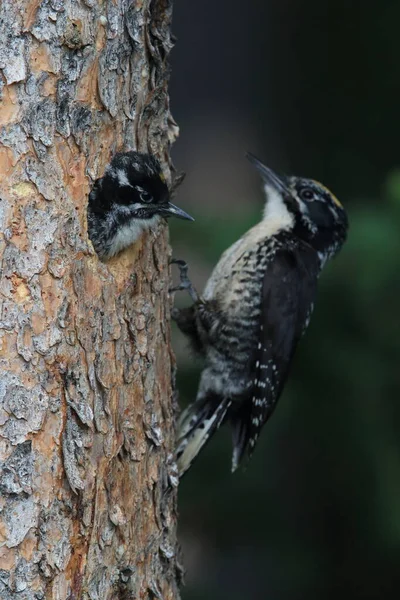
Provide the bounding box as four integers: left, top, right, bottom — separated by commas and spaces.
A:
161, 202, 195, 221
246, 153, 289, 195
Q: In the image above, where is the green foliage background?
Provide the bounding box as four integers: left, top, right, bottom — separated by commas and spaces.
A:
170, 2, 400, 598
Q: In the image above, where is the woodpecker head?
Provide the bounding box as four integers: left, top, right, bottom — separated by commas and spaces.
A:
247, 153, 348, 259
88, 152, 194, 260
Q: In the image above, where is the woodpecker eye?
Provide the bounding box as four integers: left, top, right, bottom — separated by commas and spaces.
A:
299, 187, 315, 201
140, 191, 153, 203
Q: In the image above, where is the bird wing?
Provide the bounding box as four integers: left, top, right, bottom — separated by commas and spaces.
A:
231, 242, 320, 470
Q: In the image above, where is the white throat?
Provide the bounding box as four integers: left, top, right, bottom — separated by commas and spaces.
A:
261, 184, 294, 236
108, 215, 160, 257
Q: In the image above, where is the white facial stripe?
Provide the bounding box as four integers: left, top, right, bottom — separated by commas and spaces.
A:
327, 204, 339, 218
116, 169, 132, 187
115, 203, 143, 216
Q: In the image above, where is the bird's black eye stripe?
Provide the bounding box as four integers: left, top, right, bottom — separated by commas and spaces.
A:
299, 187, 315, 201
140, 191, 153, 203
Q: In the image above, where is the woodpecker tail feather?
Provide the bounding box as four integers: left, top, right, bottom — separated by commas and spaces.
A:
176, 394, 231, 476
230, 401, 252, 472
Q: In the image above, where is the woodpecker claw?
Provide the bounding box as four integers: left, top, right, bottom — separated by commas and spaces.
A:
170, 259, 199, 302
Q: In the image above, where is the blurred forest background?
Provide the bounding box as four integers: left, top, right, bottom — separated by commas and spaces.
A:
168, 1, 400, 599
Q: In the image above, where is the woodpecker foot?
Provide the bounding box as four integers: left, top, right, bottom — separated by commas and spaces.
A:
170, 259, 199, 303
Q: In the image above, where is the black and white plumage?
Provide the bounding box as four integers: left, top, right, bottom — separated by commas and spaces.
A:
87, 152, 194, 261
172, 153, 348, 475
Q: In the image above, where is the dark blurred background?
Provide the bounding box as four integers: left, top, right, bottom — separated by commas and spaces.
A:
168, 1, 400, 599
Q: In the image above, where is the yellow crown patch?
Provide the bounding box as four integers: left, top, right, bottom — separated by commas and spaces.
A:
316, 181, 343, 208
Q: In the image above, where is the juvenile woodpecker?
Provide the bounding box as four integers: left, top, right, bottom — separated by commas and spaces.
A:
87, 152, 194, 261
171, 153, 348, 476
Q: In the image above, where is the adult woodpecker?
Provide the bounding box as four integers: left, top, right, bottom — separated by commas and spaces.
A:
171, 153, 348, 476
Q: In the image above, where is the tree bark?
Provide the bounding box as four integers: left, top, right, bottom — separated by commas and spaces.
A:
0, 1, 180, 598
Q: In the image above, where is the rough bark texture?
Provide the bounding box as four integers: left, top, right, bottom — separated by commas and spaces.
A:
0, 1, 180, 598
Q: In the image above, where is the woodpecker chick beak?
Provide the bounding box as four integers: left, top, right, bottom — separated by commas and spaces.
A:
246, 153, 289, 195
161, 202, 195, 222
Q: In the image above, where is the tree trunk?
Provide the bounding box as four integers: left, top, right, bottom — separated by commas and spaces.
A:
0, 1, 180, 598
